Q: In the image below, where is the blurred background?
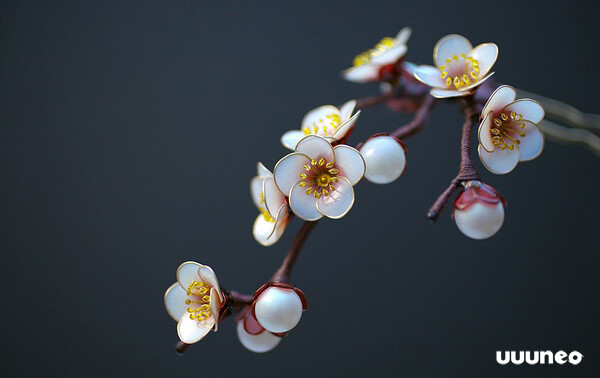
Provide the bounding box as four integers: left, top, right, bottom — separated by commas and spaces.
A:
1, 1, 598, 377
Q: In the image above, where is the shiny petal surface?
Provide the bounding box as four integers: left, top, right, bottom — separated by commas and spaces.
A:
164, 283, 188, 322
518, 121, 544, 161
332, 110, 360, 141
177, 314, 214, 344
478, 144, 520, 174
339, 100, 356, 122
469, 43, 498, 78
434, 34, 473, 68
342, 64, 380, 83
209, 287, 222, 331
333, 145, 365, 185
371, 44, 407, 65
177, 261, 202, 290
281, 130, 305, 150
394, 27, 412, 45
316, 176, 355, 219
263, 177, 286, 216
414, 65, 446, 88
295, 135, 335, 162
250, 176, 265, 209
504, 99, 545, 124
478, 112, 495, 152
253, 213, 278, 246
301, 105, 340, 130
256, 162, 272, 178
198, 265, 221, 298
273, 153, 311, 195
289, 182, 323, 221
430, 88, 469, 98
482, 85, 516, 116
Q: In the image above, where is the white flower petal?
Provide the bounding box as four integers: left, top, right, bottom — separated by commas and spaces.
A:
250, 176, 265, 209
478, 144, 520, 174
339, 100, 356, 122
164, 283, 188, 322
478, 112, 495, 152
256, 162, 272, 178
434, 34, 473, 68
504, 99, 545, 124
333, 145, 365, 185
209, 287, 222, 331
177, 313, 214, 344
281, 130, 305, 151
289, 181, 323, 221
198, 265, 221, 299
482, 85, 517, 116
301, 105, 340, 131
518, 121, 544, 161
331, 110, 360, 141
295, 135, 335, 162
414, 65, 446, 88
430, 88, 470, 98
237, 321, 282, 353
316, 176, 355, 219
253, 213, 278, 246
263, 177, 286, 216
176, 261, 202, 290
370, 44, 407, 65
273, 153, 311, 196
270, 205, 290, 239
469, 43, 498, 78
394, 27, 412, 45
342, 64, 380, 83
402, 61, 417, 76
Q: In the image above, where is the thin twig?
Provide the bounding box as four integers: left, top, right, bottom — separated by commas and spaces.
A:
426, 102, 480, 221
391, 95, 436, 139
271, 221, 318, 283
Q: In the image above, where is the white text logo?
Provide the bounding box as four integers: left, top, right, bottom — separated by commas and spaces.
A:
496, 350, 583, 365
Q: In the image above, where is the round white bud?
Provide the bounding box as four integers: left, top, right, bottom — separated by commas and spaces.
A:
254, 287, 303, 333
236, 321, 281, 353
454, 202, 504, 239
360, 136, 406, 184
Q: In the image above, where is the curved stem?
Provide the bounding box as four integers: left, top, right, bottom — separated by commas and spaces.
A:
426, 100, 480, 221
391, 95, 436, 139
355, 91, 394, 110
271, 220, 318, 283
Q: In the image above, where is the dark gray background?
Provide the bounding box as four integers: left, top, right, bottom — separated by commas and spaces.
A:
1, 1, 598, 377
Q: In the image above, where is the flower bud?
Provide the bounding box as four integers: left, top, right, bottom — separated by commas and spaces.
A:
453, 181, 506, 240
360, 135, 406, 184
254, 286, 305, 333
236, 321, 282, 353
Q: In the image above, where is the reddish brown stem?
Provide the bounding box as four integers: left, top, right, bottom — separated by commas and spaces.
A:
271, 220, 318, 283
426, 99, 481, 221
355, 91, 394, 110
391, 95, 436, 140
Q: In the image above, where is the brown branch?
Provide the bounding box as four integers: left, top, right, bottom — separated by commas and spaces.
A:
355, 91, 394, 110
391, 95, 436, 140
271, 220, 318, 283
426, 98, 481, 221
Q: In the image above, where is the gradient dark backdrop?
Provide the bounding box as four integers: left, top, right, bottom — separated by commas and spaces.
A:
1, 1, 598, 377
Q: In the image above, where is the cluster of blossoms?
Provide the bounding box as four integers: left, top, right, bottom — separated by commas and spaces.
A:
164, 27, 545, 353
